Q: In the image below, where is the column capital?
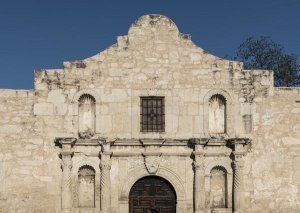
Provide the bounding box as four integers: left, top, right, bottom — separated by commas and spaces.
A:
189, 138, 209, 146
99, 138, 116, 152
55, 137, 76, 151
228, 138, 251, 146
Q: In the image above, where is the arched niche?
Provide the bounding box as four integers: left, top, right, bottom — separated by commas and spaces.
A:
78, 94, 96, 139
71, 158, 101, 210
72, 89, 101, 104
204, 160, 233, 210
209, 94, 226, 134
210, 166, 227, 208
203, 90, 233, 136
78, 165, 96, 208
72, 89, 101, 136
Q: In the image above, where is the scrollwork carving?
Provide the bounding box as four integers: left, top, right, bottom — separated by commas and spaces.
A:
128, 158, 144, 170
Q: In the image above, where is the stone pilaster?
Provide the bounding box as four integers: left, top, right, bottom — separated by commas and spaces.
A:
100, 152, 112, 213
232, 156, 244, 213
193, 155, 205, 213
191, 139, 206, 213
230, 138, 250, 213
56, 138, 76, 213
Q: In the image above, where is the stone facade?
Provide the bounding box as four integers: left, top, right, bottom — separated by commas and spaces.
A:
0, 14, 299, 213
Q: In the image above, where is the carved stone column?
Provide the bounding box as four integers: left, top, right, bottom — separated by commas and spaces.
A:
191, 139, 206, 213
232, 156, 244, 213
230, 138, 250, 213
100, 151, 112, 213
57, 138, 76, 213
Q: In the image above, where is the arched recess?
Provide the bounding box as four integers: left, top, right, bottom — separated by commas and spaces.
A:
203, 89, 233, 136
209, 94, 226, 134
78, 94, 96, 138
204, 160, 233, 209
120, 166, 185, 202
78, 165, 96, 208
204, 160, 232, 176
71, 157, 101, 210
72, 89, 101, 135
210, 166, 227, 208
72, 89, 101, 104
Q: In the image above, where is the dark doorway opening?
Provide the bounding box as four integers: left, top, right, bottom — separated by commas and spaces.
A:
129, 176, 177, 213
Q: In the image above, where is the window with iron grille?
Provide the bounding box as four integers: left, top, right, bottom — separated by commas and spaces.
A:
140, 97, 165, 132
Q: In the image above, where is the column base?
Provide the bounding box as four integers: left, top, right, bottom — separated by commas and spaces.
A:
61, 209, 72, 213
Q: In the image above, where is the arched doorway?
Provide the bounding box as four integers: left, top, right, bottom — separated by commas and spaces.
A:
129, 176, 177, 213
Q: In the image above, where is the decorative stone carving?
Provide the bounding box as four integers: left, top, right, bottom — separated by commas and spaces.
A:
143, 153, 161, 174
56, 137, 76, 213
100, 152, 112, 213
128, 158, 144, 170
229, 138, 250, 213
61, 152, 73, 212
232, 157, 244, 213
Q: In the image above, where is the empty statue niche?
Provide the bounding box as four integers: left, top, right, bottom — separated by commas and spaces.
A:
78, 165, 96, 208
209, 94, 226, 134
78, 94, 96, 139
210, 166, 227, 208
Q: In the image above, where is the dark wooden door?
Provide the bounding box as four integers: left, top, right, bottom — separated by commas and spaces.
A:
129, 176, 176, 213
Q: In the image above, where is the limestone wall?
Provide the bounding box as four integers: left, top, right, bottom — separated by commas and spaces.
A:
0, 89, 62, 212
244, 88, 300, 212
0, 14, 299, 212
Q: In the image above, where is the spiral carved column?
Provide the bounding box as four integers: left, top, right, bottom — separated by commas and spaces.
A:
231, 138, 249, 213
61, 152, 73, 212
233, 156, 244, 213
56, 138, 76, 213
100, 152, 112, 213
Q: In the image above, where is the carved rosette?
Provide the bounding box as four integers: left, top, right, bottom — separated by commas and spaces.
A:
143, 154, 161, 174
100, 152, 112, 213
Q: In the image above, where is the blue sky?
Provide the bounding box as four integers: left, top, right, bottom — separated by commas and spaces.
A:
1, 0, 300, 89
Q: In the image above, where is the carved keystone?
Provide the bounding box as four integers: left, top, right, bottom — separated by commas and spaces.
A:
142, 152, 162, 174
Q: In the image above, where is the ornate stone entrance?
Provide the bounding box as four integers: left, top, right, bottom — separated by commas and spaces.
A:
129, 176, 177, 213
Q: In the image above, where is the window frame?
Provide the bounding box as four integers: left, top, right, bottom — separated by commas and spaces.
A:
140, 96, 165, 132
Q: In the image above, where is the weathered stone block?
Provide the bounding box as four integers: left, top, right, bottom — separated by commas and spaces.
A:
33, 103, 54, 115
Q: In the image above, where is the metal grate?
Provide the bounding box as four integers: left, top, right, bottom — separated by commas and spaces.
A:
140, 97, 165, 132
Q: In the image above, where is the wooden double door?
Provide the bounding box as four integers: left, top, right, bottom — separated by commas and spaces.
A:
129, 176, 176, 213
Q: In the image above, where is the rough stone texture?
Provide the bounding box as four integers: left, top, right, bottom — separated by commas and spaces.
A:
0, 14, 299, 213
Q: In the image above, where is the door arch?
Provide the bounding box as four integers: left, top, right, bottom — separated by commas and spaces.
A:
129, 176, 177, 213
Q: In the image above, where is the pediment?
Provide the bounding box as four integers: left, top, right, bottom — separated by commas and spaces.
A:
34, 14, 273, 91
